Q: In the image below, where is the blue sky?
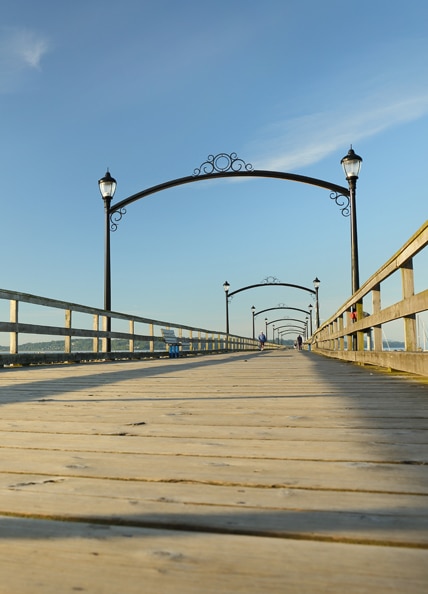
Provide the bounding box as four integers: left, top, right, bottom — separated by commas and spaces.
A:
1, 0, 427, 343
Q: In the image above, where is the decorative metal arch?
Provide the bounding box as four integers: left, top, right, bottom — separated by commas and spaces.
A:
229, 282, 316, 299
267, 318, 306, 327
278, 330, 306, 338
275, 325, 306, 333
279, 332, 302, 337
254, 306, 311, 317
108, 152, 350, 230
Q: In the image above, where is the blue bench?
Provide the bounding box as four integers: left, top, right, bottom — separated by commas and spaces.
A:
161, 329, 191, 358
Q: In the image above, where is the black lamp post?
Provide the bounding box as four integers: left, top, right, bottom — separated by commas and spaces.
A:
313, 277, 320, 328
223, 281, 230, 334
98, 170, 117, 352
251, 305, 256, 339
308, 304, 313, 336
265, 317, 268, 340
341, 147, 362, 295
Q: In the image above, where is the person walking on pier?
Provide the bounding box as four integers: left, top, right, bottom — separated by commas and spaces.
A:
258, 331, 266, 350
297, 335, 303, 350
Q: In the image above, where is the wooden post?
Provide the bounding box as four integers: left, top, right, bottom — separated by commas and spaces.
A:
129, 320, 134, 353
338, 315, 344, 351
101, 315, 108, 352
372, 283, 382, 351
149, 324, 154, 352
65, 310, 72, 353
10, 299, 18, 354
356, 301, 364, 351
401, 259, 417, 351
345, 312, 352, 351
93, 315, 99, 353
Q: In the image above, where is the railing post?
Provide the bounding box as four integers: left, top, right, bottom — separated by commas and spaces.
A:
332, 320, 337, 350
10, 299, 18, 354
93, 315, 99, 353
402, 259, 417, 351
345, 312, 352, 351
165, 325, 170, 354
129, 320, 135, 353
339, 315, 344, 351
178, 328, 183, 356
101, 315, 109, 352
372, 283, 382, 351
149, 324, 154, 352
356, 301, 364, 351
65, 309, 72, 353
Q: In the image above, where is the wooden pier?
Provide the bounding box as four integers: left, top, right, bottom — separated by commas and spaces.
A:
0, 350, 427, 593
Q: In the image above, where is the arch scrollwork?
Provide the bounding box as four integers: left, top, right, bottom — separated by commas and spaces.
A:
330, 192, 350, 217
261, 276, 281, 284
193, 152, 254, 176
110, 208, 127, 232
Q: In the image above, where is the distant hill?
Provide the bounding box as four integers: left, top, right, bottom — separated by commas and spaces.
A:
0, 338, 164, 352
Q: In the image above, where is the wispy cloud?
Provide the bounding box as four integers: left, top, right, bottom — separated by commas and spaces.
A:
251, 92, 428, 172
0, 27, 49, 92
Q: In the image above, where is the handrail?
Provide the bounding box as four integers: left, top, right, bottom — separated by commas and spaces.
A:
311, 220, 428, 377
0, 290, 277, 366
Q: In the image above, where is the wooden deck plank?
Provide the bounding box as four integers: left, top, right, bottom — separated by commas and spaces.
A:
1, 471, 427, 512
1, 474, 428, 546
1, 430, 427, 462
1, 446, 427, 493
1, 350, 428, 591
1, 420, 428, 443
1, 517, 427, 594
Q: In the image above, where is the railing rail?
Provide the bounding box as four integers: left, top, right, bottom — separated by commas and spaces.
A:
0, 290, 272, 366
312, 220, 428, 377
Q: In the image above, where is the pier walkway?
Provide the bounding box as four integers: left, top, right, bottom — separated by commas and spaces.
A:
1, 350, 428, 593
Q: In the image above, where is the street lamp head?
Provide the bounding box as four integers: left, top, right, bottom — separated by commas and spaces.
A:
341, 147, 362, 180
223, 280, 230, 293
308, 304, 313, 310
98, 170, 117, 200
251, 305, 256, 313
313, 277, 321, 289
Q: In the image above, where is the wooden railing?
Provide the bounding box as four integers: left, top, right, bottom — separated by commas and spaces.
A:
312, 220, 428, 377
0, 290, 267, 366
